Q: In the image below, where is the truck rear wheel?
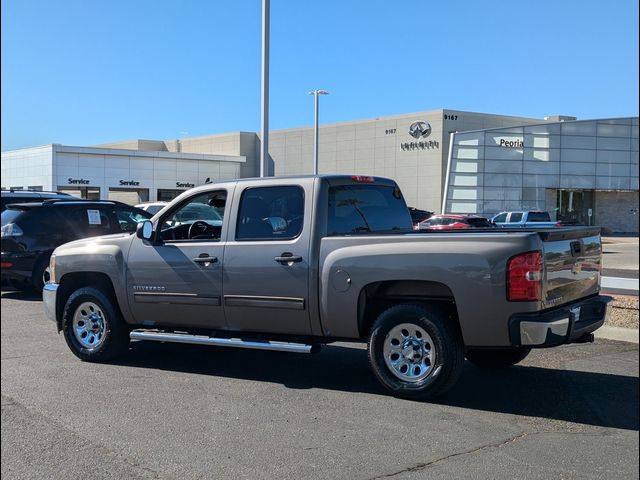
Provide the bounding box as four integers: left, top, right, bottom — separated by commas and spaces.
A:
368, 304, 464, 400
465, 347, 531, 368
61, 287, 129, 362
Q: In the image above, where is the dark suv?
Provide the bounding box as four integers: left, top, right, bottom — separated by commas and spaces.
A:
1, 190, 76, 211
1, 200, 151, 291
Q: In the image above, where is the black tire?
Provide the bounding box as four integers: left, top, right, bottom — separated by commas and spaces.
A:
368, 304, 464, 400
465, 347, 531, 369
62, 287, 129, 362
31, 255, 50, 292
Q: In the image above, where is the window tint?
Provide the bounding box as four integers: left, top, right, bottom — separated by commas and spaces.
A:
466, 217, 493, 228
236, 186, 304, 241
493, 213, 508, 223
160, 191, 227, 241
528, 212, 551, 222
509, 212, 523, 222
327, 185, 411, 235
65, 207, 112, 237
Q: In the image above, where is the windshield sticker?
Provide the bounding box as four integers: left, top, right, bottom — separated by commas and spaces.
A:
87, 209, 102, 225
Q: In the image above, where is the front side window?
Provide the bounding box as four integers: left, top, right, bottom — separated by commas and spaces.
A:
327, 185, 411, 235
236, 186, 304, 241
493, 213, 508, 223
160, 191, 226, 241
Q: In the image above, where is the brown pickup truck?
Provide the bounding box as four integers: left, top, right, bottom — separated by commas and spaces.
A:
43, 175, 611, 399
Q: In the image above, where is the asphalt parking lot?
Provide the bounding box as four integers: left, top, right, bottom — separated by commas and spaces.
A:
1, 290, 638, 480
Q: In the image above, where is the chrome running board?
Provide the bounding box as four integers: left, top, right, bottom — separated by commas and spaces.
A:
129, 330, 319, 354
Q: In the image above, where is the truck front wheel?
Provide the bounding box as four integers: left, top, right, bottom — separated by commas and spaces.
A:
368, 304, 464, 400
61, 287, 129, 362
465, 347, 531, 368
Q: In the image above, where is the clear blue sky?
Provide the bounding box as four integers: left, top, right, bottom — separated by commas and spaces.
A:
1, 0, 638, 151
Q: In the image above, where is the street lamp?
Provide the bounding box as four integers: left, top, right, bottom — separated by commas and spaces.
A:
260, 0, 270, 177
308, 89, 329, 175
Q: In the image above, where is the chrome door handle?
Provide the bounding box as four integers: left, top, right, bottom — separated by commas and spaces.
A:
193, 255, 218, 264
274, 253, 303, 263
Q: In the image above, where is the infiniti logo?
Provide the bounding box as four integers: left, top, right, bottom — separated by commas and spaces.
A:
408, 121, 432, 139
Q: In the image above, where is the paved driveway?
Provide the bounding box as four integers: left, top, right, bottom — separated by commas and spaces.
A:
1, 290, 638, 479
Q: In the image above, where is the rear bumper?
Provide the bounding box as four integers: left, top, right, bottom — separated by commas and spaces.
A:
43, 282, 59, 324
509, 294, 612, 347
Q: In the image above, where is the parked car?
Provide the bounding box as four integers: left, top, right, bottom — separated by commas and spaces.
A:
491, 211, 560, 228
408, 207, 434, 230
1, 189, 75, 211
43, 175, 609, 400
134, 201, 169, 216
1, 200, 151, 291
417, 214, 494, 230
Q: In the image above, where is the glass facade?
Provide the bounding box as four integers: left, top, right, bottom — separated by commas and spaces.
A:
443, 117, 639, 227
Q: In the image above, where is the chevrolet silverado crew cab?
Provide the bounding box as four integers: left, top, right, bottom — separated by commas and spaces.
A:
43, 175, 611, 399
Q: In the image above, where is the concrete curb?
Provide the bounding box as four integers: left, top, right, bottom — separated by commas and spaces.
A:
595, 325, 639, 344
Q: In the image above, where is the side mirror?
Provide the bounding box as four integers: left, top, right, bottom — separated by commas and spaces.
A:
136, 220, 154, 240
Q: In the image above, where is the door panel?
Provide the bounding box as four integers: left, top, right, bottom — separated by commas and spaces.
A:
126, 188, 230, 330
223, 184, 312, 335
126, 240, 226, 329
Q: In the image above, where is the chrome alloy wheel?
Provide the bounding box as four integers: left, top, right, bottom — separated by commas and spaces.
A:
383, 323, 436, 383
72, 301, 107, 349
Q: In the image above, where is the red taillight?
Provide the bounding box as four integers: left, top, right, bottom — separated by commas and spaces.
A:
554, 222, 562, 228
1, 262, 13, 268
351, 175, 375, 183
507, 251, 542, 301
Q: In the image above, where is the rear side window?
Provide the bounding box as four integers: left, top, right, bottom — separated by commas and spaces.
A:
327, 185, 411, 235
236, 186, 305, 241
528, 212, 551, 222
65, 207, 112, 237
509, 212, 523, 222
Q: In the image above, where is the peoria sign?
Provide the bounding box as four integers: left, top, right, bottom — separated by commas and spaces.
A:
498, 138, 524, 148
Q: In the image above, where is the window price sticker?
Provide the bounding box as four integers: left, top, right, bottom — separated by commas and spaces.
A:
87, 209, 102, 225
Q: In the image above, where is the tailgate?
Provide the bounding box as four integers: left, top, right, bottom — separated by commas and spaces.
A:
540, 227, 602, 308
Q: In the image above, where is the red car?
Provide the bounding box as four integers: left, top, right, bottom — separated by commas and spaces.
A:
416, 214, 493, 230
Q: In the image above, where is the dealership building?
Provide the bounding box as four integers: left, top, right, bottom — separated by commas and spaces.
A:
2, 109, 638, 232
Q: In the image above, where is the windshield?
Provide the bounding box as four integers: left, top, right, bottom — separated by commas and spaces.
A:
145, 205, 165, 215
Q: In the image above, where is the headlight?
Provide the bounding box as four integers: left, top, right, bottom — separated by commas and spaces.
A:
49, 254, 57, 283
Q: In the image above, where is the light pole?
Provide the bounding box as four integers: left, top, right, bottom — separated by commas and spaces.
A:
308, 89, 328, 175
260, 0, 270, 177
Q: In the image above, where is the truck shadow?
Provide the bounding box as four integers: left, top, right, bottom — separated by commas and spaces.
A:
0, 289, 42, 302
114, 341, 639, 432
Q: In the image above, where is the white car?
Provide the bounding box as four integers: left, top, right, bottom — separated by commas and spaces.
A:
134, 202, 169, 216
